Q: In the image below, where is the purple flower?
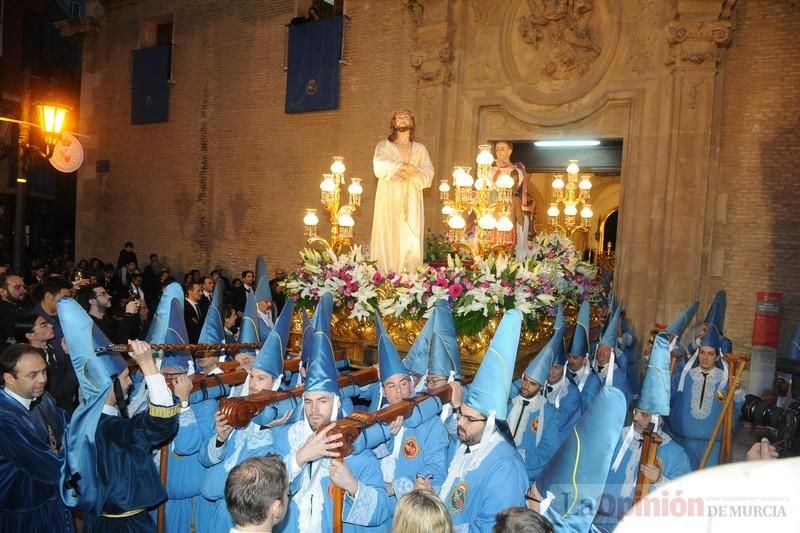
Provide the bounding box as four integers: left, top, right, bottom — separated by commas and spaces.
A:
347, 300, 355, 310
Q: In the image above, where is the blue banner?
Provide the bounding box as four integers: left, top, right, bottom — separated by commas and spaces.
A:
285, 17, 343, 114
131, 45, 171, 124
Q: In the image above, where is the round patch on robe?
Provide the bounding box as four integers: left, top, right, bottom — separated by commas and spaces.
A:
402, 436, 419, 459
449, 480, 468, 514
530, 417, 539, 432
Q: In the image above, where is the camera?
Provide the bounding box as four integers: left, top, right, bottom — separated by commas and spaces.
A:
741, 395, 800, 456
738, 353, 800, 456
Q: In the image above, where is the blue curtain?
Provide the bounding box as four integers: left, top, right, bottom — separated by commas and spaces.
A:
285, 17, 344, 114
131, 45, 171, 124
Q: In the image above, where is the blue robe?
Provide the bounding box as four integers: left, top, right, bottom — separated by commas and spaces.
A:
594, 364, 632, 408
544, 377, 582, 442
508, 394, 564, 482
274, 419, 391, 533
668, 365, 744, 469
200, 420, 277, 533
594, 427, 692, 531
439, 431, 528, 533
166, 399, 218, 533
83, 406, 179, 532
568, 365, 602, 408
0, 389, 72, 532
376, 414, 449, 510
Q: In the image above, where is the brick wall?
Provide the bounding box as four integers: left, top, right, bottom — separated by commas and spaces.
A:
76, 0, 418, 277
712, 0, 800, 354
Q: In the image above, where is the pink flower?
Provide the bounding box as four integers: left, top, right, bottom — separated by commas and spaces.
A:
448, 284, 463, 298
480, 282, 491, 289
347, 300, 355, 310
372, 272, 384, 284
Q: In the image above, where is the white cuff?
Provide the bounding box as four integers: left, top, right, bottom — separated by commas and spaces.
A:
205, 435, 226, 465
144, 374, 174, 406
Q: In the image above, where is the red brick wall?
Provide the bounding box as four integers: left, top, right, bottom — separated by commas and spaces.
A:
712, 0, 800, 354
76, 0, 418, 277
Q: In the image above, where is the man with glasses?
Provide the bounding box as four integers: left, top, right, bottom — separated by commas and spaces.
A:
76, 284, 144, 344
430, 310, 528, 533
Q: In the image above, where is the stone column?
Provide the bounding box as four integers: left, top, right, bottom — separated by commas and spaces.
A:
408, 0, 456, 235
656, 0, 734, 321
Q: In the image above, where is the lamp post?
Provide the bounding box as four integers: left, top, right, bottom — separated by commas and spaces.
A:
12, 71, 70, 274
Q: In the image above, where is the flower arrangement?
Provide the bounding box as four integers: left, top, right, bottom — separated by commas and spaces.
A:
282, 233, 599, 333
282, 245, 381, 320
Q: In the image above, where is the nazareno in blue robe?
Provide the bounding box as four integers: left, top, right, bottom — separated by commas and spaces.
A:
439, 430, 528, 533
273, 418, 392, 533
0, 389, 72, 532
82, 405, 178, 532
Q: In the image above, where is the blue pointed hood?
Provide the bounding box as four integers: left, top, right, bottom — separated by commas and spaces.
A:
720, 336, 733, 355
788, 324, 800, 361
599, 305, 621, 348
198, 279, 226, 344
666, 300, 699, 339
254, 255, 273, 302
403, 312, 432, 377
428, 300, 461, 379
300, 310, 314, 366
464, 310, 522, 420
375, 312, 408, 382
525, 324, 567, 386
58, 297, 127, 397
304, 293, 339, 395
700, 323, 722, 352
146, 282, 185, 343
638, 332, 671, 416
238, 292, 261, 354
704, 290, 726, 333
253, 299, 295, 379
569, 299, 591, 357
156, 299, 191, 371
535, 387, 627, 532
57, 297, 128, 513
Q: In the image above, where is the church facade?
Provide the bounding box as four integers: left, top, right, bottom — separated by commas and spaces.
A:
69, 0, 799, 356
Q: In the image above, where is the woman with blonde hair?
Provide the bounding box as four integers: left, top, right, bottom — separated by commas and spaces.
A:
392, 489, 453, 533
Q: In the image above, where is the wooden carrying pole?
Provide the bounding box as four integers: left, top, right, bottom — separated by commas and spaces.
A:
157, 446, 168, 532
218, 367, 379, 428
633, 422, 662, 504
189, 349, 349, 393
698, 356, 749, 469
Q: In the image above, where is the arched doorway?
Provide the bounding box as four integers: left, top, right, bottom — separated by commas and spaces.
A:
599, 208, 618, 255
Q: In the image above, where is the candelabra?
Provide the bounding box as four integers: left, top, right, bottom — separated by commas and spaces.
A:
303, 156, 363, 251
439, 144, 515, 257
546, 159, 593, 235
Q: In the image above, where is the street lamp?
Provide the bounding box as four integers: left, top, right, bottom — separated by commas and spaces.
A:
12, 72, 71, 273
35, 102, 70, 159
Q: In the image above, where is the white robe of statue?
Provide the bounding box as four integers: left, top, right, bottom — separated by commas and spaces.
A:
370, 139, 434, 273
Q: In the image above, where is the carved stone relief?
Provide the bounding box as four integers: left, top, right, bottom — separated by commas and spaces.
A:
666, 20, 733, 67
501, 0, 621, 105
623, 0, 663, 76
410, 23, 454, 87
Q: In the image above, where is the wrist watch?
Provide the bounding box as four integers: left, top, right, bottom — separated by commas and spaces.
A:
180, 400, 189, 409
